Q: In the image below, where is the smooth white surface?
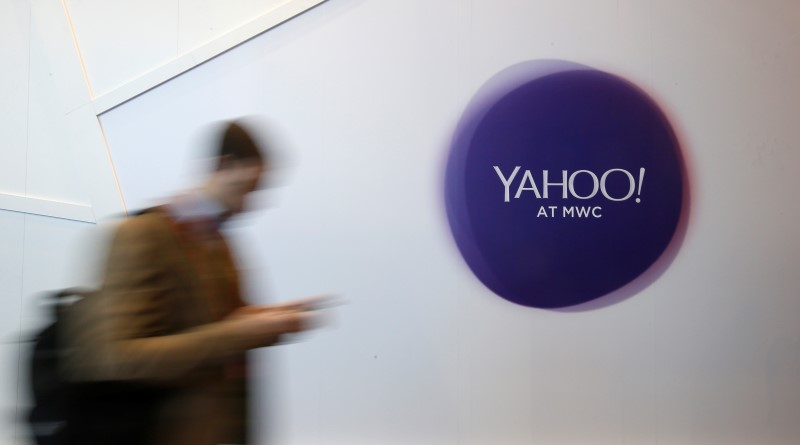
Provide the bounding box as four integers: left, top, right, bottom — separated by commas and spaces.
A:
0, 0, 29, 195
177, 0, 287, 51
64, 0, 180, 97
97, 1, 800, 444
67, 104, 126, 219
25, 50, 85, 205
0, 193, 94, 223
65, 0, 319, 98
0, 0, 117, 222
79, 0, 327, 113
30, 0, 91, 114
0, 211, 25, 445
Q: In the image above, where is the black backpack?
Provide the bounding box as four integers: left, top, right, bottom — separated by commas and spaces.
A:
27, 288, 168, 445
27, 288, 88, 444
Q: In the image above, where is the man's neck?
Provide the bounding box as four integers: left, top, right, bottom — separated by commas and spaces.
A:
168, 189, 228, 223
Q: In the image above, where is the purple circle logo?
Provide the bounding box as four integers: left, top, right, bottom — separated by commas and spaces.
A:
445, 61, 688, 309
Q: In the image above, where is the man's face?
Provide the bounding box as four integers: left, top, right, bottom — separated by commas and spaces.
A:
217, 158, 265, 215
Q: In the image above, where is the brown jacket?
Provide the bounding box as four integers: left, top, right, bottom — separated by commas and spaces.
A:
65, 209, 252, 445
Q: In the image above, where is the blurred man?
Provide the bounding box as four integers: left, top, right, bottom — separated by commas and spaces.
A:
64, 122, 322, 445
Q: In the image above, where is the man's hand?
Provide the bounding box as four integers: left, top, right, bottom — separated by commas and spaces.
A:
247, 294, 342, 314
224, 295, 338, 349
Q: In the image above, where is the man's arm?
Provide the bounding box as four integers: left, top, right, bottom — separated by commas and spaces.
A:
68, 215, 312, 383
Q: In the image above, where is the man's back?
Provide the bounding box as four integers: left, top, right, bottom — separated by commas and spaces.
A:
62, 121, 325, 445
64, 209, 249, 445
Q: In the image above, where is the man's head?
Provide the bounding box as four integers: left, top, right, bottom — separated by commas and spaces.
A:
204, 121, 267, 216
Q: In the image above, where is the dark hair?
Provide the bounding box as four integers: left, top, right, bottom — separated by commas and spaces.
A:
216, 121, 266, 169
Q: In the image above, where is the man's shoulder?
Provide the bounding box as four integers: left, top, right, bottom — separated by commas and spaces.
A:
113, 208, 172, 241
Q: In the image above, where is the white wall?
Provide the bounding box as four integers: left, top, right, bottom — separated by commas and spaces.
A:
2, 1, 800, 444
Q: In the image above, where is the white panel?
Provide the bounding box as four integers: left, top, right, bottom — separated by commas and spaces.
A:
67, 0, 322, 107
29, 0, 92, 114
0, 343, 24, 445
0, 193, 93, 223
7, 0, 103, 214
83, 1, 800, 445
66, 104, 126, 220
178, 0, 286, 51
646, 2, 800, 444
20, 216, 94, 317
25, 60, 86, 203
98, 102, 221, 211
90, 0, 327, 114
469, 0, 618, 81
64, 0, 179, 96
0, 211, 25, 445
12, 215, 96, 445
96, 35, 277, 210
0, 0, 29, 195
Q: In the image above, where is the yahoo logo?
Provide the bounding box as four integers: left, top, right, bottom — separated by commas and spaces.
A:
444, 60, 688, 309
494, 167, 646, 203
